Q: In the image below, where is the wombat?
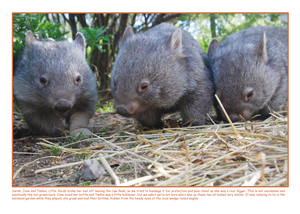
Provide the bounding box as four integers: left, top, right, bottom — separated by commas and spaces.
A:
208, 26, 287, 122
13, 31, 98, 137
111, 23, 214, 129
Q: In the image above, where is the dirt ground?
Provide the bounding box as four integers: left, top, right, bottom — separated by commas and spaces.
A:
13, 108, 288, 187
13, 111, 137, 186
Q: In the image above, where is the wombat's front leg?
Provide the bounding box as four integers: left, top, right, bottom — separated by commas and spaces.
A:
24, 111, 65, 137
136, 109, 164, 129
180, 97, 208, 126
68, 112, 92, 136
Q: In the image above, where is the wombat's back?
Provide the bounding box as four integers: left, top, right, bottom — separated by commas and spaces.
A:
222, 26, 287, 45
220, 26, 287, 67
144, 23, 209, 64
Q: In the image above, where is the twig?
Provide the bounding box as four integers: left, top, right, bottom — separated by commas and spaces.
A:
99, 153, 120, 186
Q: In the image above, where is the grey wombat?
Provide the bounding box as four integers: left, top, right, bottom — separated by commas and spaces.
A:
13, 31, 98, 136
111, 23, 214, 128
208, 26, 287, 122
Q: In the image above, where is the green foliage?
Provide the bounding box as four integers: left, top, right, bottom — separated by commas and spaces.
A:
97, 101, 114, 113
80, 27, 112, 60
75, 132, 86, 141
176, 13, 284, 53
13, 13, 286, 92
211, 14, 282, 42
13, 13, 68, 58
77, 180, 92, 186
75, 153, 90, 162
120, 165, 131, 172
80, 27, 112, 90
49, 147, 62, 156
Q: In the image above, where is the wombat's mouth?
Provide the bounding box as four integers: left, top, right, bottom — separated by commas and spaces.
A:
55, 111, 68, 117
223, 111, 252, 123
54, 99, 72, 117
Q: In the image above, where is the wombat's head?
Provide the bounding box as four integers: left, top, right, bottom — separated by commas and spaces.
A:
111, 26, 187, 118
15, 31, 95, 117
208, 33, 280, 122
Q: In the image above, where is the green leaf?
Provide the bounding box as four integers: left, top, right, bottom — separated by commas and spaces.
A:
13, 13, 68, 57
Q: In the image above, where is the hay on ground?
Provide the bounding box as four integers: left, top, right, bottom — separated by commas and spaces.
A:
13, 108, 288, 186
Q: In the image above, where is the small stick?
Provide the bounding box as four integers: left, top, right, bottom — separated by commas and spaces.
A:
215, 133, 230, 148
137, 135, 159, 148
99, 153, 120, 186
215, 94, 241, 140
254, 152, 266, 182
35, 159, 89, 173
185, 146, 190, 186
120, 174, 163, 186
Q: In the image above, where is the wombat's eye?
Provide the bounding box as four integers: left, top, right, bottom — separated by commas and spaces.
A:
138, 82, 150, 93
75, 75, 81, 84
40, 77, 48, 86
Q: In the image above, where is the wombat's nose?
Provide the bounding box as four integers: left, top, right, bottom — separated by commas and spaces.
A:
54, 99, 72, 113
228, 113, 243, 122
116, 106, 132, 117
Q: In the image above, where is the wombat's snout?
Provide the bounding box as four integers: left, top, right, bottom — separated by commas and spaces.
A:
116, 106, 132, 117
115, 100, 142, 118
54, 99, 72, 114
228, 109, 251, 122
228, 114, 241, 122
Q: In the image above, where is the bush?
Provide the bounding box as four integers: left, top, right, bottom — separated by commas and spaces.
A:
13, 13, 69, 58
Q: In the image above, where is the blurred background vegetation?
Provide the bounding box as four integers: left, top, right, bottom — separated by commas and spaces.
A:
13, 13, 287, 105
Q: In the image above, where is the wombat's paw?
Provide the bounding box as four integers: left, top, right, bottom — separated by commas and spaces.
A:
69, 112, 92, 137
70, 127, 92, 137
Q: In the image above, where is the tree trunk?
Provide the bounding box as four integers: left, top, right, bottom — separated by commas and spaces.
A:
210, 14, 217, 39
113, 14, 129, 50
76, 14, 88, 28
63, 14, 77, 40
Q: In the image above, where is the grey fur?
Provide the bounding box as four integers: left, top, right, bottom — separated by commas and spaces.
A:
111, 23, 214, 128
13, 31, 98, 136
208, 26, 287, 122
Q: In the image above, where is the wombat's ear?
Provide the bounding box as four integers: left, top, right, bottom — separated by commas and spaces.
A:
208, 38, 219, 58
168, 29, 182, 54
257, 32, 267, 62
75, 32, 86, 54
25, 31, 35, 48
121, 26, 134, 44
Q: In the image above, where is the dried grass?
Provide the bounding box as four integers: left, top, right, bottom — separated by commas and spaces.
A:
13, 107, 287, 187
